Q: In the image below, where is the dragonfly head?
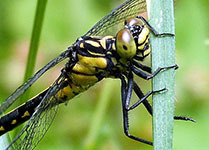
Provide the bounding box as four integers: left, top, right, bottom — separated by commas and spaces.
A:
115, 17, 150, 64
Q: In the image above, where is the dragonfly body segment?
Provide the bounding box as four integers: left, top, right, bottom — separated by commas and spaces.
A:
0, 90, 47, 136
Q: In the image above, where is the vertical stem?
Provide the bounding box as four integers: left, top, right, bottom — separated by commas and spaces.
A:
14, 0, 47, 137
20, 0, 48, 102
148, 0, 175, 149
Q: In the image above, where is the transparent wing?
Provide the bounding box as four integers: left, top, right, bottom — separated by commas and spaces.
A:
0, 0, 146, 114
0, 49, 70, 115
85, 0, 146, 36
3, 0, 147, 149
6, 74, 66, 150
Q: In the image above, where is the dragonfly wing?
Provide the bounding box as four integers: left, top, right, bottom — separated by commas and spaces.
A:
6, 74, 67, 150
0, 0, 147, 114
85, 0, 146, 36
0, 49, 71, 115
2, 0, 148, 149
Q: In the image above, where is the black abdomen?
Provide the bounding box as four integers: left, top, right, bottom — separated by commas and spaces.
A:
0, 89, 48, 136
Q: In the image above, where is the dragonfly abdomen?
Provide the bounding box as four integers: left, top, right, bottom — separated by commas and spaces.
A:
0, 90, 48, 136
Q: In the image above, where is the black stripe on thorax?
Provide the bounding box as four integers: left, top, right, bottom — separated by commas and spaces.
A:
77, 49, 107, 58
83, 42, 105, 54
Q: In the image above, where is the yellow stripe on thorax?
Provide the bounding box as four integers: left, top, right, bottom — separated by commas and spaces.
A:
73, 63, 96, 75
87, 51, 106, 57
77, 54, 107, 70
99, 36, 114, 50
85, 40, 101, 48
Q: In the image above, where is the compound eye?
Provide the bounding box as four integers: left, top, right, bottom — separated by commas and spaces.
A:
125, 17, 140, 26
116, 29, 136, 59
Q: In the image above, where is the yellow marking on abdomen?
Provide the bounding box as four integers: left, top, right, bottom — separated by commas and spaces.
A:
71, 73, 98, 87
11, 120, 17, 125
56, 83, 83, 100
21, 111, 30, 118
0, 126, 5, 131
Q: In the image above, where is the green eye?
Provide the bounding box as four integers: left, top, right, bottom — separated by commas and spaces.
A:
116, 29, 136, 60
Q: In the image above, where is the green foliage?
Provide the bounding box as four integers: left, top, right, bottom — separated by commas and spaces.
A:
0, 0, 208, 149
20, 0, 48, 102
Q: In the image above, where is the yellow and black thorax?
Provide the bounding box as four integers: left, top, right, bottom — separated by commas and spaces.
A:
56, 17, 151, 101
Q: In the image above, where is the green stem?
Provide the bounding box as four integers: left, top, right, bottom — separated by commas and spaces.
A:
14, 0, 48, 138
20, 0, 48, 103
148, 0, 175, 149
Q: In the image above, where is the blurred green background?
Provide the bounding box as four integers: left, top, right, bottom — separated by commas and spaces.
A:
0, 0, 208, 149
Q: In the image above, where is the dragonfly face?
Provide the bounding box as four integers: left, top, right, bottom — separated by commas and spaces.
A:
116, 17, 151, 64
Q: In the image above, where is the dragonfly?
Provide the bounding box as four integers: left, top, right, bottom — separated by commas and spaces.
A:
0, 0, 195, 149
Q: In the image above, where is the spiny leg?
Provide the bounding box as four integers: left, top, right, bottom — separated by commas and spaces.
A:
133, 82, 196, 122
129, 17, 195, 122
119, 74, 153, 146
136, 16, 174, 37
123, 71, 160, 111
133, 82, 153, 114
174, 116, 196, 122
128, 88, 166, 111
132, 64, 178, 80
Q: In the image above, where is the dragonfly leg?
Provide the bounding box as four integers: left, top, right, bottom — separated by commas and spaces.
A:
136, 16, 174, 37
119, 74, 153, 146
132, 61, 152, 73
174, 116, 196, 122
129, 88, 166, 111
132, 64, 178, 80
133, 82, 196, 122
123, 72, 134, 110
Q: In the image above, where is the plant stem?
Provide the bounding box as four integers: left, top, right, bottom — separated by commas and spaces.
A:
14, 0, 48, 138
148, 0, 175, 149
20, 0, 48, 103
